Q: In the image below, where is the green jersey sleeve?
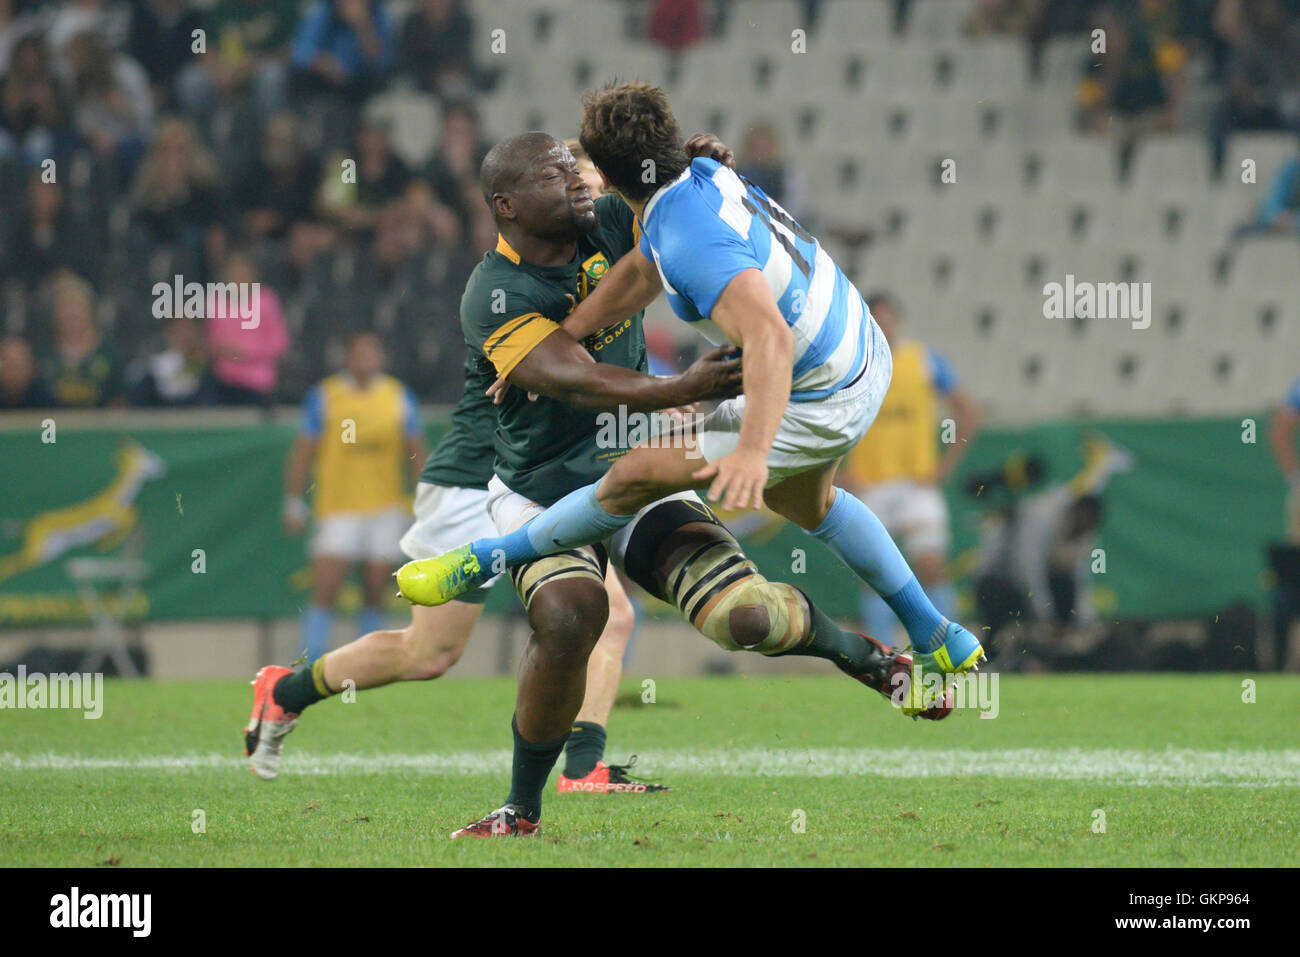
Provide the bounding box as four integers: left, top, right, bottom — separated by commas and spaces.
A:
461, 268, 563, 378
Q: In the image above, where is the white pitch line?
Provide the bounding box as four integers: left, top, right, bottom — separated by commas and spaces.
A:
2, 748, 1299, 787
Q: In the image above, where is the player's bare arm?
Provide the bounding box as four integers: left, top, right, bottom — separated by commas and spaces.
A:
505, 329, 740, 413
560, 246, 664, 342
935, 386, 982, 484
691, 268, 795, 510
283, 434, 317, 535
405, 433, 429, 486
1270, 402, 1300, 481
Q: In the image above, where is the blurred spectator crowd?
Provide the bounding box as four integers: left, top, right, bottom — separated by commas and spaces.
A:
1, 0, 493, 410
1, 0, 1298, 412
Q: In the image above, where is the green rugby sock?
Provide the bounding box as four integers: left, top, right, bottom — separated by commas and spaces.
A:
776, 595, 881, 678
505, 715, 569, 822
562, 721, 607, 778
272, 658, 336, 714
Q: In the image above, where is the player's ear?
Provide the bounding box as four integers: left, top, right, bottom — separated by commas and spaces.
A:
493, 193, 514, 221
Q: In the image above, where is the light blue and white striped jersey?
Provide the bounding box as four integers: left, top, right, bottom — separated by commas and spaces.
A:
638, 157, 876, 402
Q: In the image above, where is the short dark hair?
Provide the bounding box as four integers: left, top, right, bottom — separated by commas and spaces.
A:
579, 82, 687, 203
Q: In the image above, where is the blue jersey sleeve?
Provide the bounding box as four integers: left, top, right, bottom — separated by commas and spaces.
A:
1286, 378, 1300, 413
300, 386, 324, 438
402, 386, 422, 438
927, 349, 959, 396
653, 194, 763, 318
290, 1, 330, 68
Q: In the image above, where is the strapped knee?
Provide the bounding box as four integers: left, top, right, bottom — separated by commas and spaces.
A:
695, 576, 808, 655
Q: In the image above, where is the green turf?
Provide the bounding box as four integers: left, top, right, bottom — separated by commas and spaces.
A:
1, 673, 1297, 866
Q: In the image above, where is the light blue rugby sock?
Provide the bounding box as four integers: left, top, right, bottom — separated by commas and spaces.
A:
468, 482, 635, 571
810, 488, 949, 652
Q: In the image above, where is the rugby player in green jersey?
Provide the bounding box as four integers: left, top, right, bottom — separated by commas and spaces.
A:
390, 130, 952, 839
242, 139, 740, 792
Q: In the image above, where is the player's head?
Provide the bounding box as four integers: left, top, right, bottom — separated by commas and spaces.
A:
345, 331, 386, 382
866, 292, 901, 343
479, 131, 597, 242
579, 81, 688, 204
563, 138, 604, 199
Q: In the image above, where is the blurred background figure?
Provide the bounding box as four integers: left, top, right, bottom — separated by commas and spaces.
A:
1237, 134, 1300, 237
206, 246, 289, 406
1211, 0, 1300, 171
59, 28, 154, 172
839, 293, 981, 647
283, 331, 426, 661
1075, 1, 1187, 143
973, 437, 1133, 653
0, 335, 54, 409
127, 315, 215, 407
126, 0, 202, 112
3, 171, 98, 292
422, 100, 488, 236
233, 110, 330, 271
738, 120, 803, 218
130, 116, 220, 272
42, 270, 123, 408
290, 0, 395, 103
0, 33, 68, 166
1267, 376, 1300, 671
398, 0, 473, 98
176, 0, 296, 120
1271, 376, 1300, 542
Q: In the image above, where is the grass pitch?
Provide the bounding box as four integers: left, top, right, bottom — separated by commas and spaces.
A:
2, 673, 1297, 867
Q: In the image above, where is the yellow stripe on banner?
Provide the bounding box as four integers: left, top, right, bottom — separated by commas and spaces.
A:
485, 315, 562, 377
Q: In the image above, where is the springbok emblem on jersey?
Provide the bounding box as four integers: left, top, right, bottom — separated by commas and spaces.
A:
0, 440, 166, 583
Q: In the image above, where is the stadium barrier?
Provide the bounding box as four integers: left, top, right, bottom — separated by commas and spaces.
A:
0, 408, 1286, 637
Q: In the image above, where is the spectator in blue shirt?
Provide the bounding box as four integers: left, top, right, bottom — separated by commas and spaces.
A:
1255, 144, 1300, 236
291, 0, 395, 101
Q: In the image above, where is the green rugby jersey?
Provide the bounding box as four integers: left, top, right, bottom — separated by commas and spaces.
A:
419, 352, 496, 491
461, 193, 647, 506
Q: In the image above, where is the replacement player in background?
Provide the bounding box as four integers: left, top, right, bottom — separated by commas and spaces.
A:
283, 332, 425, 661
1270, 376, 1300, 543
839, 293, 981, 646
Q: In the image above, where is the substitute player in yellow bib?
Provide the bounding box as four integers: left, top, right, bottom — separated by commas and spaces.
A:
284, 332, 427, 660
840, 294, 981, 646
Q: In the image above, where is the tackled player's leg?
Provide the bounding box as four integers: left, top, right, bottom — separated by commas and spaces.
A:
610, 493, 954, 719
